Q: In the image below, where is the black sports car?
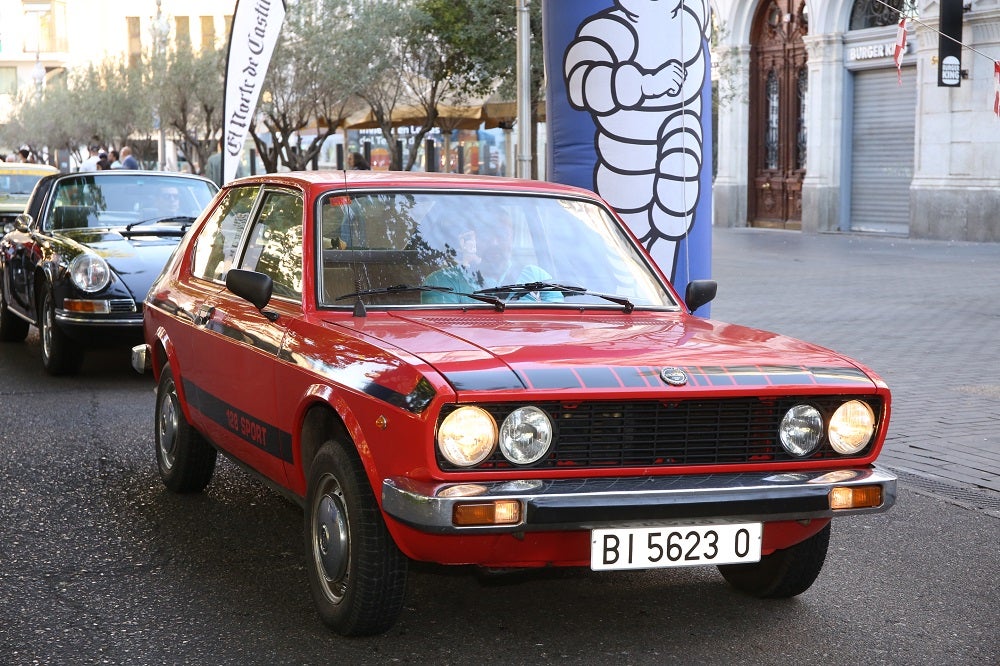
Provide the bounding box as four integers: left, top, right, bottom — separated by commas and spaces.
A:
0, 170, 217, 374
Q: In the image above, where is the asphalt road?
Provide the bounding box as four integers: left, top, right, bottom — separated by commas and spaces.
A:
0, 339, 996, 664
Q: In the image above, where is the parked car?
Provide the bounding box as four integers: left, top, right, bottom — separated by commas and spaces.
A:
0, 162, 58, 228
0, 170, 217, 374
132, 171, 896, 636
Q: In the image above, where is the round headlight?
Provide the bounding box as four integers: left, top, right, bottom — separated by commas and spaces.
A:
779, 404, 823, 457
829, 400, 876, 454
437, 406, 497, 467
499, 406, 553, 465
68, 253, 111, 293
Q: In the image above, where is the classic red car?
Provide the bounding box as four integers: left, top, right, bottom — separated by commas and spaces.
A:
133, 171, 895, 636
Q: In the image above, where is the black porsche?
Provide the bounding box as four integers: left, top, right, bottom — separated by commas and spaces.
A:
0, 170, 217, 374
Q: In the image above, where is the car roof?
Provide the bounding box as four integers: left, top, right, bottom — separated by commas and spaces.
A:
225, 170, 601, 199
0, 163, 59, 175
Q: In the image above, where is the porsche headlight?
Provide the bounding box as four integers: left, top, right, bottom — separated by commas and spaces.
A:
438, 406, 497, 467
779, 404, 823, 457
499, 406, 553, 465
68, 253, 111, 293
829, 400, 876, 454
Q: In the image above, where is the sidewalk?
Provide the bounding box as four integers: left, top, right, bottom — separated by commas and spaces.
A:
708, 227, 1000, 509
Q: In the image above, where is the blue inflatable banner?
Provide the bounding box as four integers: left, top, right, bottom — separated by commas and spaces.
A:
543, 0, 713, 313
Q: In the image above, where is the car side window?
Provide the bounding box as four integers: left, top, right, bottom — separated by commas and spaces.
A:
191, 186, 259, 282
238, 190, 303, 301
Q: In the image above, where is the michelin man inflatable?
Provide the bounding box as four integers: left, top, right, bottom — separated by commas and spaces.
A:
547, 0, 711, 288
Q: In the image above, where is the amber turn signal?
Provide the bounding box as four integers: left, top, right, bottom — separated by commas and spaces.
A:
453, 500, 522, 527
829, 485, 883, 510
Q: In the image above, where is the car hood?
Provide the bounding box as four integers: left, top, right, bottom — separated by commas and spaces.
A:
57, 229, 180, 302
331, 311, 880, 394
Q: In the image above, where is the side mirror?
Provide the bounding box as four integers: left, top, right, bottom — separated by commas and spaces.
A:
684, 279, 717, 313
226, 268, 274, 312
14, 213, 32, 233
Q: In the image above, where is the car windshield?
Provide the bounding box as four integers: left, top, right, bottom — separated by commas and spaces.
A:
316, 191, 677, 310
0, 173, 45, 196
45, 174, 217, 231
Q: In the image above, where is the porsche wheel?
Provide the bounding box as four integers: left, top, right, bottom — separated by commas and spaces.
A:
0, 284, 29, 342
305, 442, 407, 636
718, 523, 830, 598
155, 363, 216, 493
40, 290, 83, 375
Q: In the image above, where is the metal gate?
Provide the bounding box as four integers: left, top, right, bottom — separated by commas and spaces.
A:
848, 66, 917, 234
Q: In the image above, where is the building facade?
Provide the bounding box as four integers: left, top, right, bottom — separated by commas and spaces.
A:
712, 0, 1000, 242
0, 0, 233, 125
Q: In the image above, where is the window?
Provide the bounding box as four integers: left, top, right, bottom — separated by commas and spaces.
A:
200, 16, 216, 50
191, 186, 259, 282
0, 67, 17, 96
239, 190, 303, 300
849, 1, 917, 30
127, 17, 142, 68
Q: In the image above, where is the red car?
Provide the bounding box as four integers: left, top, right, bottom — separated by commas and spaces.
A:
133, 171, 895, 636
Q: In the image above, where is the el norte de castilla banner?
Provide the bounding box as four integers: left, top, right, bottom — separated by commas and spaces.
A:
222, 0, 286, 184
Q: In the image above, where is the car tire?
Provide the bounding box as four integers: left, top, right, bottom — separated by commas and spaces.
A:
40, 289, 83, 375
304, 441, 408, 636
717, 522, 830, 598
0, 284, 29, 342
155, 363, 217, 493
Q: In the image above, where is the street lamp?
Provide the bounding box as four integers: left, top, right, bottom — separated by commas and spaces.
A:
152, 0, 170, 170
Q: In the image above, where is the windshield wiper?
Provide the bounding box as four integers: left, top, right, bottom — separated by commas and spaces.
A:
125, 216, 197, 232
476, 282, 635, 313
336, 284, 506, 312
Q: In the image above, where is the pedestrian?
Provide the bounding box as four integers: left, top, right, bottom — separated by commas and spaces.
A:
109, 150, 121, 169
347, 151, 370, 170
96, 151, 112, 170
204, 139, 246, 187
80, 145, 101, 172
18, 145, 35, 163
119, 146, 139, 169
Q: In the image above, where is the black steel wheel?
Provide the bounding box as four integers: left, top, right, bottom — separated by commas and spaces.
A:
304, 442, 408, 636
155, 363, 216, 493
40, 289, 83, 375
0, 283, 29, 342
718, 522, 831, 598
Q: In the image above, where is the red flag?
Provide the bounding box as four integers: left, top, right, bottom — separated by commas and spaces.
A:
994, 61, 1000, 118
893, 18, 907, 85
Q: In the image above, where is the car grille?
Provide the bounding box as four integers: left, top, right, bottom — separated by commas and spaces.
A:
438, 396, 884, 471
108, 299, 139, 314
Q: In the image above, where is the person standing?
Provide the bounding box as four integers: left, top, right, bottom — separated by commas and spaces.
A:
119, 146, 139, 169
109, 150, 122, 169
204, 139, 246, 187
80, 145, 101, 172
347, 151, 370, 170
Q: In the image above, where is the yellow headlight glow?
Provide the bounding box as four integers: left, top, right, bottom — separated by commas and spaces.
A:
828, 400, 876, 454
437, 406, 497, 467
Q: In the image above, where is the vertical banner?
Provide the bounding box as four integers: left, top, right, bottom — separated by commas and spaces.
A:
938, 0, 963, 87
222, 0, 286, 184
542, 0, 713, 313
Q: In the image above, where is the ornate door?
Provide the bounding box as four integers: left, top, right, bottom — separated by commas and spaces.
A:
748, 1, 808, 229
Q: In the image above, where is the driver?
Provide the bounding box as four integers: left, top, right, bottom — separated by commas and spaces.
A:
422, 213, 560, 304
156, 186, 182, 217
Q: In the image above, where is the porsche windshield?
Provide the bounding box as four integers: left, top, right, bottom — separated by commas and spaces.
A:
316, 191, 678, 310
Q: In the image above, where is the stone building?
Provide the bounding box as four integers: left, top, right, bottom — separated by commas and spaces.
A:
712, 0, 1000, 242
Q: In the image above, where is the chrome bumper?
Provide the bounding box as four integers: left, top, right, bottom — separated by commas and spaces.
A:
381, 466, 897, 534
131, 343, 150, 374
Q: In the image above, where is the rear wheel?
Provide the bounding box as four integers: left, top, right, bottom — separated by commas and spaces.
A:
304, 442, 408, 636
0, 284, 29, 342
40, 290, 83, 375
155, 363, 216, 493
718, 523, 830, 598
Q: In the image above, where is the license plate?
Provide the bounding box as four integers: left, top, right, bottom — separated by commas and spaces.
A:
591, 523, 762, 571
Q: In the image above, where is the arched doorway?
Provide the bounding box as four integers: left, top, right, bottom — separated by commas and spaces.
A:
747, 1, 808, 229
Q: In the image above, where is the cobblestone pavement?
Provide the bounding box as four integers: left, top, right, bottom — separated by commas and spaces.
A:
709, 227, 1000, 512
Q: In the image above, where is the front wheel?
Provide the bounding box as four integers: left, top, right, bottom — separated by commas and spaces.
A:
718, 523, 831, 598
304, 442, 408, 636
40, 290, 83, 375
155, 363, 216, 493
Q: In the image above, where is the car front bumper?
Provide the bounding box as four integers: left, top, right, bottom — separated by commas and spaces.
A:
381, 466, 897, 534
